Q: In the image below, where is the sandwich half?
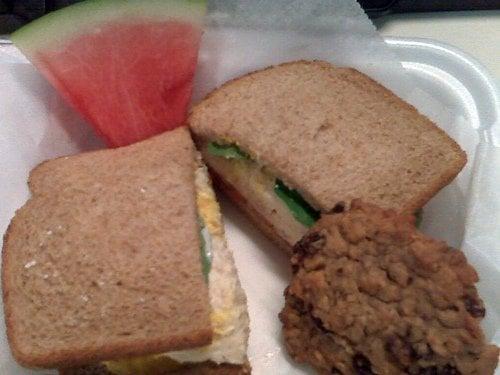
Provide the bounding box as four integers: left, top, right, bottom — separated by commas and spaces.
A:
189, 61, 467, 252
2, 127, 250, 374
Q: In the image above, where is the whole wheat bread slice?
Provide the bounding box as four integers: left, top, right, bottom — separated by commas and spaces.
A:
189, 60, 466, 214
2, 127, 212, 369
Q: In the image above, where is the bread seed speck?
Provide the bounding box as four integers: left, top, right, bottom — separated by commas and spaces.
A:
46, 230, 53, 235
81, 295, 89, 302
140, 187, 146, 193
24, 260, 37, 269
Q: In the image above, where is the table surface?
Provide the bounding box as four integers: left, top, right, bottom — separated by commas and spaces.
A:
374, 10, 500, 81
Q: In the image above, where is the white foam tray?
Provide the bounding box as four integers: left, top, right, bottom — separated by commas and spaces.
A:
384, 37, 499, 139
226, 37, 500, 375
0, 37, 498, 374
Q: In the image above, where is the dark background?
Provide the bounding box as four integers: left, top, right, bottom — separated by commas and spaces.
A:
1, 0, 500, 34
0, 0, 81, 33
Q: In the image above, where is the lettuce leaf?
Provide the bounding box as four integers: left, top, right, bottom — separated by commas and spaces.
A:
274, 179, 320, 227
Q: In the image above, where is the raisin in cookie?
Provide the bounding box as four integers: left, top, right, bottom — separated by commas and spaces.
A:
280, 200, 499, 375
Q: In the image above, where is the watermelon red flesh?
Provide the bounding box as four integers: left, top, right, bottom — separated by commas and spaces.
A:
33, 21, 201, 147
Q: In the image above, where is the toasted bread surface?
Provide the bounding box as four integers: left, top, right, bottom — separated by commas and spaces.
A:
189, 60, 466, 213
2, 127, 212, 368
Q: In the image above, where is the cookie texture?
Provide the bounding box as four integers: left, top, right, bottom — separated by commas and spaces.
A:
280, 200, 499, 374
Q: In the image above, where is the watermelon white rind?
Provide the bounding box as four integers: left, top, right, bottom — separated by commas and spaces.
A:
12, 0, 206, 53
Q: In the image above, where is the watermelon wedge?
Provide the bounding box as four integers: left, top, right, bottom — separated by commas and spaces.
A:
12, 0, 206, 147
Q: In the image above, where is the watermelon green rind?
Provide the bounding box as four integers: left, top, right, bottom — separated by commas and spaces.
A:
12, 0, 206, 54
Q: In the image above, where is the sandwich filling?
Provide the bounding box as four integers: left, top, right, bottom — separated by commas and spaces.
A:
104, 158, 249, 374
202, 141, 423, 245
203, 141, 320, 245
205, 142, 425, 235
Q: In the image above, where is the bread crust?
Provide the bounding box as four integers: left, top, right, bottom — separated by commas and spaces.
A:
58, 361, 252, 375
